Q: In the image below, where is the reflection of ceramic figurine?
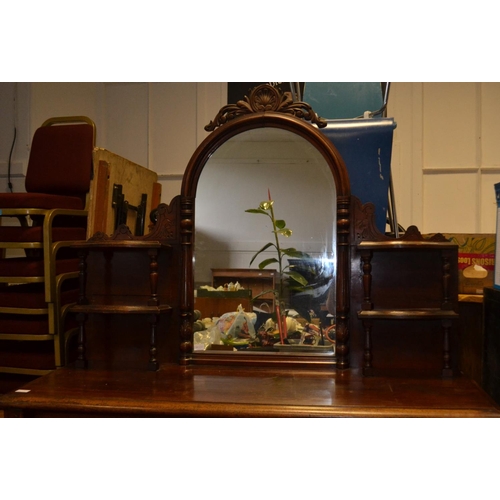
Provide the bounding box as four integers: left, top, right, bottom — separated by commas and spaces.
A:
300, 323, 321, 345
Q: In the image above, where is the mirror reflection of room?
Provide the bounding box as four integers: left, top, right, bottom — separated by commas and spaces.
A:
193, 128, 337, 353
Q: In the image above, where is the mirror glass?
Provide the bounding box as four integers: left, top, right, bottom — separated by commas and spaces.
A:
193, 127, 337, 352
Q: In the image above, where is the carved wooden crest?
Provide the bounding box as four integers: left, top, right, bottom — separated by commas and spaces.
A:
88, 224, 135, 242
205, 84, 327, 131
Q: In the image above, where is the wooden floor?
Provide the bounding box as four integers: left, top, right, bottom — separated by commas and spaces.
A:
1, 363, 499, 417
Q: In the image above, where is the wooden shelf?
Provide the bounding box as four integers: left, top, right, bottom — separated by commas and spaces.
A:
70, 236, 173, 371
357, 239, 459, 377
72, 240, 171, 251
358, 240, 457, 250
358, 309, 459, 320
71, 304, 172, 315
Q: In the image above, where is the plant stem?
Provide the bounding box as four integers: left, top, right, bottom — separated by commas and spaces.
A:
268, 202, 284, 299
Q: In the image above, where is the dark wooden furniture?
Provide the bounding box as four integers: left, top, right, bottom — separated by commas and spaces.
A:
212, 268, 277, 312
0, 83, 495, 419
482, 287, 500, 406
194, 268, 274, 318
1, 364, 498, 417
458, 294, 484, 385
195, 291, 252, 319
181, 84, 352, 370
70, 227, 173, 371
357, 239, 459, 377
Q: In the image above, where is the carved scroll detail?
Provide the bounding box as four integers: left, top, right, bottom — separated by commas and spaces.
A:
88, 224, 135, 242
143, 202, 177, 242
205, 84, 327, 131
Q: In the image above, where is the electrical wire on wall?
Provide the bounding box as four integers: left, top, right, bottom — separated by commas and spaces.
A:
7, 126, 16, 193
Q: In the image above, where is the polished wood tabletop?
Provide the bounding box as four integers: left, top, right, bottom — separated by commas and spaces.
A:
1, 363, 499, 417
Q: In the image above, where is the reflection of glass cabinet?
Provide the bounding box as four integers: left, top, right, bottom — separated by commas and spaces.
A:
211, 268, 277, 313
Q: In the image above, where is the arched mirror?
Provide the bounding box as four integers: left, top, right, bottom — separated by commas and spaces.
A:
178, 85, 351, 369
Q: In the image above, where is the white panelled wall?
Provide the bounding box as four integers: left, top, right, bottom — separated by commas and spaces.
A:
388, 82, 500, 234
1, 82, 499, 234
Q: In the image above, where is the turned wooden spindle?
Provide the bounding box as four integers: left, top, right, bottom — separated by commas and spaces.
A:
148, 248, 159, 306
442, 253, 452, 309
147, 314, 159, 371
75, 312, 87, 369
360, 250, 373, 311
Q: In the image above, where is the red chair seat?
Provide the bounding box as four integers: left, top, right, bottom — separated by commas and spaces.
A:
0, 226, 86, 243
0, 258, 80, 277
0, 283, 79, 309
0, 315, 53, 335
0, 192, 85, 210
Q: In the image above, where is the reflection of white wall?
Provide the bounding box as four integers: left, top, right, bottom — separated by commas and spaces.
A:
194, 130, 337, 284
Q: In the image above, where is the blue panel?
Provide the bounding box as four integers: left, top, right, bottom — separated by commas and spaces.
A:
320, 118, 396, 233
303, 82, 384, 119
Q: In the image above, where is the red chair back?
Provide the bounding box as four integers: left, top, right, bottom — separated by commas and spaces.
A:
25, 123, 94, 198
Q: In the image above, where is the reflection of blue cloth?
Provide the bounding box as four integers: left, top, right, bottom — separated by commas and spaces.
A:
320, 118, 396, 233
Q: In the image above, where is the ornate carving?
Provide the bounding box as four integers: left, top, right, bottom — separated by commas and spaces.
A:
143, 202, 177, 242
88, 224, 135, 241
398, 225, 424, 241
205, 84, 327, 131
352, 197, 389, 244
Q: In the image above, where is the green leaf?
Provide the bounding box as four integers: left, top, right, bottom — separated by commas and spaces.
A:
258, 258, 278, 269
281, 248, 310, 258
245, 208, 269, 215
249, 242, 274, 266
286, 270, 308, 286
259, 201, 273, 210
276, 228, 292, 237
274, 219, 286, 230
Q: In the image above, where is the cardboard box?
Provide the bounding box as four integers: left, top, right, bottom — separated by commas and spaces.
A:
442, 233, 496, 295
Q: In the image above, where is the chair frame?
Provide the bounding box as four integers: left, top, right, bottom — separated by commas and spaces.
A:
0, 116, 95, 375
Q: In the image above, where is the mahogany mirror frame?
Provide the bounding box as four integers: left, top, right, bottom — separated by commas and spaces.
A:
178, 85, 352, 370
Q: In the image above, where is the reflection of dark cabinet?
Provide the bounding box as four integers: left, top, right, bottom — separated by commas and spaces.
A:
211, 268, 277, 312
357, 240, 459, 377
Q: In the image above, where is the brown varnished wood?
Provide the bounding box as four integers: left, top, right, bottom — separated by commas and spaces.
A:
349, 197, 462, 376
67, 202, 184, 370
0, 364, 498, 417
70, 235, 172, 371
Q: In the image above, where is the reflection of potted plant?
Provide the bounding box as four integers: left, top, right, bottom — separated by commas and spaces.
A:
245, 190, 310, 343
